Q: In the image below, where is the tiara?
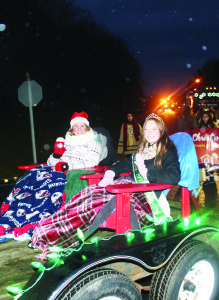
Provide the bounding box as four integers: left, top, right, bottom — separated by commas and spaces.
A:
145, 113, 163, 122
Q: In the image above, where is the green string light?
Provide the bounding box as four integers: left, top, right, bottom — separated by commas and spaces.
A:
183, 217, 190, 226
6, 286, 22, 296
48, 246, 63, 253
47, 253, 59, 259
77, 228, 85, 242
141, 227, 155, 234
31, 261, 44, 269
91, 237, 99, 244
146, 215, 154, 223
196, 218, 201, 225
142, 227, 156, 242
57, 259, 65, 267
125, 231, 135, 242
7, 216, 203, 298
162, 221, 168, 234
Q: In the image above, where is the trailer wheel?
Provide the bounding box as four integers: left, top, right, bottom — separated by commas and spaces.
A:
55, 267, 142, 300
149, 240, 219, 300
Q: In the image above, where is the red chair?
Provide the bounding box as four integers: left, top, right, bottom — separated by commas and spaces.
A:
80, 173, 201, 235
106, 183, 201, 233
18, 132, 201, 235
18, 163, 43, 171
80, 132, 201, 235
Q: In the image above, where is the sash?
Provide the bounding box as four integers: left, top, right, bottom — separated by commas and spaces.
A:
132, 154, 172, 225
123, 121, 139, 151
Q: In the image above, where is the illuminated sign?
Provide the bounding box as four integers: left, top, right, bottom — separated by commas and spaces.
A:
194, 92, 219, 99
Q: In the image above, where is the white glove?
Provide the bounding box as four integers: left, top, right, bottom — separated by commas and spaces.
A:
98, 170, 115, 187
135, 153, 148, 180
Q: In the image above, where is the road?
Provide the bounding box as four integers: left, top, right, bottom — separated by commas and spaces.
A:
157, 109, 181, 132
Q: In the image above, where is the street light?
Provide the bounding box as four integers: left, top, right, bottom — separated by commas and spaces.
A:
186, 78, 201, 108
187, 78, 201, 90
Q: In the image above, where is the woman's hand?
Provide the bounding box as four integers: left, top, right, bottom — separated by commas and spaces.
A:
135, 153, 148, 180
98, 170, 115, 187
55, 162, 69, 172
53, 138, 66, 158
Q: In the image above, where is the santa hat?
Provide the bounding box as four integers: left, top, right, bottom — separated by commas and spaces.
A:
70, 111, 89, 128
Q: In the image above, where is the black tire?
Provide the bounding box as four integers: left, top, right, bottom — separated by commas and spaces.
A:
55, 267, 142, 300
149, 240, 219, 300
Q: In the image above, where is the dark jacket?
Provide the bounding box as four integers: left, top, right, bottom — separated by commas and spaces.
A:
109, 145, 181, 185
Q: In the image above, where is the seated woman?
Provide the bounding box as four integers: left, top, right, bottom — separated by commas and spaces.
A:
32, 113, 181, 261
47, 111, 103, 171
0, 111, 104, 240
198, 110, 219, 128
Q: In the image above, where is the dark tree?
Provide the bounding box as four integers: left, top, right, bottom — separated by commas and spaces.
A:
0, 0, 143, 113
0, 0, 143, 177
189, 57, 219, 86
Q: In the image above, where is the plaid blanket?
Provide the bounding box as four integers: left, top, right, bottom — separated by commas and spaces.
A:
32, 178, 152, 261
0, 165, 66, 240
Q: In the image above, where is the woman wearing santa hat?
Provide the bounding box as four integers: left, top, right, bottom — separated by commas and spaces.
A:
47, 111, 103, 171
0, 111, 105, 242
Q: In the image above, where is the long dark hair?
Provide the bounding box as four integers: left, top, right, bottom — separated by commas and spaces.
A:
137, 114, 176, 169
209, 109, 217, 122
198, 111, 215, 128
126, 113, 140, 136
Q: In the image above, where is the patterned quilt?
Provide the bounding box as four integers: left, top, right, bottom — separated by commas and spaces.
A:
0, 165, 66, 241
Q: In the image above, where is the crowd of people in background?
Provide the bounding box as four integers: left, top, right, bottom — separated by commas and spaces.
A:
178, 106, 219, 130
177, 106, 197, 130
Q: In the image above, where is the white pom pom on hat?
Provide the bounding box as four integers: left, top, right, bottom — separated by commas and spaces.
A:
70, 111, 89, 128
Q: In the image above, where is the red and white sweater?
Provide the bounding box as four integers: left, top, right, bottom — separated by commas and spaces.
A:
47, 130, 102, 170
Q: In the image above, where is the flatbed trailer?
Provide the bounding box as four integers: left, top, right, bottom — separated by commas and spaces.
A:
15, 218, 219, 300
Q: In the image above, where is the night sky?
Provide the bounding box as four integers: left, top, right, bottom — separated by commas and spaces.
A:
76, 0, 219, 96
